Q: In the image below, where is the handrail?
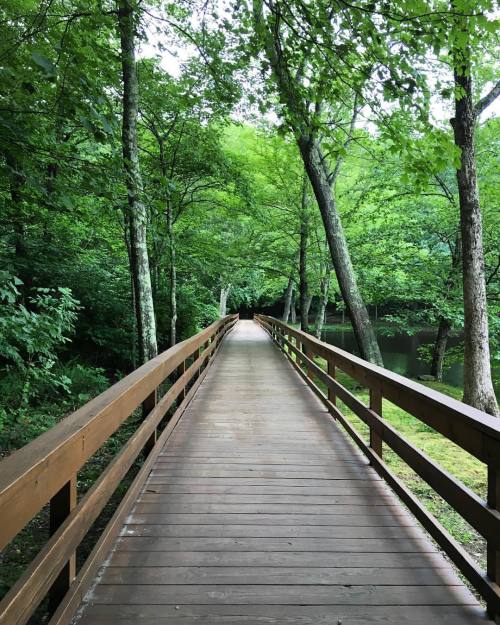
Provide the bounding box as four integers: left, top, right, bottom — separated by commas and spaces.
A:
255, 314, 500, 620
0, 314, 238, 625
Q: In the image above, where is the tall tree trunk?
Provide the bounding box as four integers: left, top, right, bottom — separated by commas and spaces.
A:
291, 293, 297, 324
298, 137, 383, 365
429, 235, 461, 382
166, 203, 177, 346
430, 317, 451, 382
299, 198, 309, 333
219, 283, 231, 318
124, 215, 138, 369
282, 274, 294, 322
315, 269, 330, 339
252, 0, 382, 365
451, 15, 499, 416
118, 0, 157, 363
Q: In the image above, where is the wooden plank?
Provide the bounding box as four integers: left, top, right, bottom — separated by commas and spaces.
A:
100, 565, 458, 586
140, 483, 393, 495
89, 583, 477, 605
80, 604, 489, 625
114, 536, 438, 553
76, 604, 489, 625
127, 513, 416, 527
137, 493, 397, 505
108, 550, 454, 569
120, 524, 422, 539
132, 503, 405, 515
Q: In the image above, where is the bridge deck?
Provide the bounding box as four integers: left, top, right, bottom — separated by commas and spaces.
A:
77, 320, 487, 624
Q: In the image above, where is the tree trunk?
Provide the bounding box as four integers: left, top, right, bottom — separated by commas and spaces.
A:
451, 18, 499, 415
315, 270, 330, 339
291, 293, 297, 324
299, 202, 309, 333
123, 215, 138, 369
219, 283, 231, 318
282, 274, 294, 322
430, 317, 451, 382
166, 203, 177, 346
298, 137, 383, 365
118, 0, 157, 363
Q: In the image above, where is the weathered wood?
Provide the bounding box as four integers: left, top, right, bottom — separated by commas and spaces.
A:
0, 316, 237, 625
77, 604, 488, 625
66, 320, 482, 625
0, 315, 237, 552
256, 315, 500, 466
256, 315, 500, 615
47, 319, 234, 625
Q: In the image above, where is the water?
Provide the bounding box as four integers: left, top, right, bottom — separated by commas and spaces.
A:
321, 324, 500, 396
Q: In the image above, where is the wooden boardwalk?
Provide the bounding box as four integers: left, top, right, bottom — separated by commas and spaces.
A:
77, 320, 487, 625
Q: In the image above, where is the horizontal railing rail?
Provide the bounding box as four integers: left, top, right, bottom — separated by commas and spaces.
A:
0, 314, 238, 625
255, 314, 500, 620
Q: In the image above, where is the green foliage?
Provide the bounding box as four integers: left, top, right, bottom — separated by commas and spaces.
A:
0, 275, 79, 401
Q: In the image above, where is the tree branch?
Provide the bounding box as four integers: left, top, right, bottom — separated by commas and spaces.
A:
474, 79, 500, 117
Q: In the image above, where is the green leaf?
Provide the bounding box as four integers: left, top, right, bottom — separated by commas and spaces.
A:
31, 52, 56, 77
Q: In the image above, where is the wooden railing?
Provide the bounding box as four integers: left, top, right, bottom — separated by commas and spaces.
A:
0, 314, 238, 625
255, 314, 500, 620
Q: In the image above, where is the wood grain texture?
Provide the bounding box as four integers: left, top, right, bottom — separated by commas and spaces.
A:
73, 321, 487, 625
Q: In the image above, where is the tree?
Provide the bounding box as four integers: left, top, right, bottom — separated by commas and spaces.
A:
117, 0, 157, 363
450, 4, 499, 415
251, 0, 383, 365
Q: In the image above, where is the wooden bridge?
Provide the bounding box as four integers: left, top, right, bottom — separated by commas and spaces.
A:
1, 316, 499, 625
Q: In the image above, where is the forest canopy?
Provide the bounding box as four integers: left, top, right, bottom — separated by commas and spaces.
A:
0, 0, 499, 451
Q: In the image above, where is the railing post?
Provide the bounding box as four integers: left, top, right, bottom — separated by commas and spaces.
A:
327, 357, 336, 409
302, 341, 313, 379
48, 476, 76, 614
193, 346, 201, 378
177, 360, 186, 400
487, 464, 499, 620
369, 388, 383, 459
143, 389, 157, 454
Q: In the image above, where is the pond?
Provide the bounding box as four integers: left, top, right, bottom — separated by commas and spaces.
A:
321, 324, 500, 397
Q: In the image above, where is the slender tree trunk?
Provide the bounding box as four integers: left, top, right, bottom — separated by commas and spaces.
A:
451, 19, 499, 415
252, 0, 382, 365
118, 0, 157, 363
219, 283, 231, 318
166, 203, 177, 346
430, 317, 451, 382
298, 137, 383, 365
291, 293, 297, 324
123, 215, 138, 369
429, 235, 461, 382
299, 200, 309, 333
315, 270, 330, 339
282, 274, 294, 322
